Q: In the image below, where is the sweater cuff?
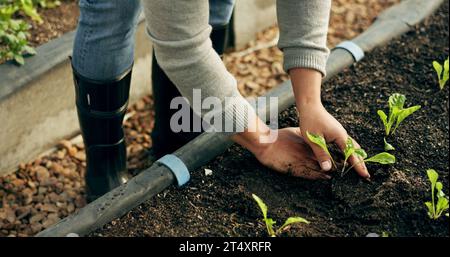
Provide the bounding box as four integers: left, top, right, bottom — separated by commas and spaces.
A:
283, 48, 328, 77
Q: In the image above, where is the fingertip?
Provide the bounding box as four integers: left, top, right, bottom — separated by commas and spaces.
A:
320, 160, 332, 171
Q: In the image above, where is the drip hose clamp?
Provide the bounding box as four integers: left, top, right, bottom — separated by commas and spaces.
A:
156, 154, 190, 187
335, 41, 365, 62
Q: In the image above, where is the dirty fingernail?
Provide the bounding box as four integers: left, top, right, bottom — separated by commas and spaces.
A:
321, 161, 332, 171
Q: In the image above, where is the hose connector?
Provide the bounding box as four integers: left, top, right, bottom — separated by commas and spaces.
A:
335, 41, 365, 62
156, 154, 190, 187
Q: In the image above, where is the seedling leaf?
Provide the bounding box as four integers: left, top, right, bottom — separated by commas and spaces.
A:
433, 58, 449, 90
389, 93, 406, 111
354, 148, 368, 159
377, 93, 420, 135
393, 105, 421, 133
427, 169, 438, 186
278, 217, 309, 233
306, 131, 329, 155
306, 131, 336, 168
252, 194, 275, 236
252, 194, 308, 236
383, 138, 395, 151
377, 110, 390, 135
425, 169, 449, 220
365, 152, 396, 164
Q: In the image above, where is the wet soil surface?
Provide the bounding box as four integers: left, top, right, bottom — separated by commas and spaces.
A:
92, 3, 449, 237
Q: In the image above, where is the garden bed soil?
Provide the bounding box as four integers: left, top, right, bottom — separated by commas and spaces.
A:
25, 0, 79, 47
92, 2, 449, 237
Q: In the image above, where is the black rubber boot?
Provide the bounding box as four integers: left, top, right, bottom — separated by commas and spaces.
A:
150, 24, 230, 157
72, 66, 131, 203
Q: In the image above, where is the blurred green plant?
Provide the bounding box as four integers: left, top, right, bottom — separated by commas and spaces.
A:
252, 194, 309, 237
425, 169, 449, 220
432, 57, 449, 90
1, 0, 60, 65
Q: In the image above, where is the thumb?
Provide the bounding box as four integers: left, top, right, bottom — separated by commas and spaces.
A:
306, 141, 333, 172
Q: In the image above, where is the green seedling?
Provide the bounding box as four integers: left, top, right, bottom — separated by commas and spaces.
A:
425, 169, 449, 220
377, 93, 421, 136
252, 194, 309, 237
341, 137, 396, 176
383, 138, 395, 151
0, 18, 35, 65
432, 57, 449, 90
305, 131, 336, 168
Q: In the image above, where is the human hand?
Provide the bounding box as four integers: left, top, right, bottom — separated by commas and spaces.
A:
298, 102, 369, 178
253, 127, 331, 180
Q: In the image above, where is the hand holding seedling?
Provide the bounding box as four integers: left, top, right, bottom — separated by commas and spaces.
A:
232, 116, 330, 180
253, 128, 331, 180
290, 68, 370, 179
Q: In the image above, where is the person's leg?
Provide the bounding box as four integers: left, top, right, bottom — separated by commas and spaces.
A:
72, 0, 141, 202
150, 0, 235, 157
72, 0, 141, 80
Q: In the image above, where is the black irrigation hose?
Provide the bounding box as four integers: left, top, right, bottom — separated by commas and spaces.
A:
36, 0, 444, 237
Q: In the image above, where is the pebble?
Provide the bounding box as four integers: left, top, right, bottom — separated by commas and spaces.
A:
204, 169, 213, 176
35, 166, 50, 182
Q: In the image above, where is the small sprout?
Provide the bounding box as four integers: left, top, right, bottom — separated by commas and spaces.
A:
252, 194, 309, 237
381, 231, 389, 237
383, 138, 395, 151
306, 131, 336, 168
342, 140, 395, 176
377, 93, 421, 136
432, 57, 449, 90
425, 169, 449, 220
341, 137, 367, 173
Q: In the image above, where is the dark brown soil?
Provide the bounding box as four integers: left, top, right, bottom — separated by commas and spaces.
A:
93, 2, 449, 237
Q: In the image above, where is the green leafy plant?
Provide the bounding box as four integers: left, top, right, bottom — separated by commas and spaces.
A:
425, 169, 449, 220
19, 0, 43, 23
377, 93, 421, 136
305, 131, 336, 168
0, 18, 35, 65
341, 137, 396, 175
252, 194, 309, 237
383, 138, 395, 151
432, 57, 449, 90
0, 0, 51, 64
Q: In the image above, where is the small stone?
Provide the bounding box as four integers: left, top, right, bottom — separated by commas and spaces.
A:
204, 169, 213, 176
50, 163, 64, 173
135, 99, 146, 111
16, 207, 31, 220
366, 233, 380, 237
40, 204, 58, 213
74, 151, 86, 162
38, 187, 48, 195
11, 179, 25, 188
42, 214, 60, 228
67, 203, 75, 213
27, 181, 36, 189
29, 213, 46, 224
68, 147, 78, 157
4, 208, 16, 223
35, 166, 50, 182
66, 233, 79, 237
30, 223, 43, 234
